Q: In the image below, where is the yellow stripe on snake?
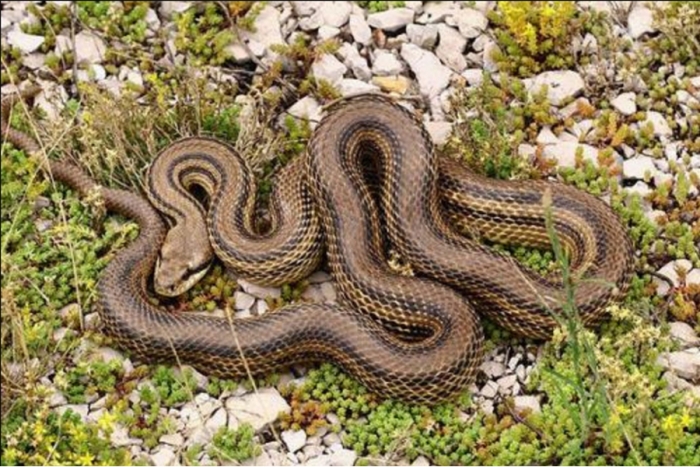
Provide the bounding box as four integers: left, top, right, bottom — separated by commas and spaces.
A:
1, 91, 634, 404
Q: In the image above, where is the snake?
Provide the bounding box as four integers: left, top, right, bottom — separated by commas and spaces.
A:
2, 90, 634, 404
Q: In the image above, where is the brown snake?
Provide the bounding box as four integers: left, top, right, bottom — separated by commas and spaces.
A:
1, 90, 634, 404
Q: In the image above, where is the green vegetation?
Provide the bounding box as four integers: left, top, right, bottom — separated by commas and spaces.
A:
209, 424, 261, 463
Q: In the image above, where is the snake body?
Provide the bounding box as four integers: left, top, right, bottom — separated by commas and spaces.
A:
2, 91, 634, 404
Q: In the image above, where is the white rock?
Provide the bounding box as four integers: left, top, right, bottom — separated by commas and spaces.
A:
349, 14, 372, 46
626, 181, 652, 198
74, 31, 106, 64
497, 374, 517, 394
292, 2, 320, 16
669, 322, 700, 349
151, 447, 176, 466
644, 111, 672, 137
411, 456, 430, 467
206, 407, 228, 433
0, 16, 11, 33
305, 455, 332, 466
656, 351, 700, 382
513, 395, 541, 414
226, 388, 291, 432
372, 51, 403, 76
312, 54, 347, 85
406, 24, 438, 49
654, 171, 673, 187
417, 2, 457, 24
367, 8, 415, 32
623, 155, 657, 180
254, 300, 269, 316
480, 381, 498, 399
338, 43, 371, 81
453, 8, 488, 39
527, 71, 585, 106
238, 278, 283, 300
159, 1, 191, 19
323, 432, 341, 447
461, 68, 484, 87
654, 259, 692, 296
536, 127, 559, 145
160, 432, 185, 446
482, 40, 500, 72
111, 423, 143, 447
49, 389, 67, 408
319, 25, 340, 40
611, 92, 637, 116
282, 430, 307, 453
400, 43, 452, 98
7, 28, 44, 54
628, 5, 654, 39
687, 269, 700, 286
338, 79, 379, 97
319, 1, 352, 28
480, 360, 505, 378
436, 24, 466, 72
241, 6, 284, 59
425, 121, 452, 146
330, 449, 357, 466
543, 142, 599, 168
321, 282, 337, 303
234, 291, 256, 311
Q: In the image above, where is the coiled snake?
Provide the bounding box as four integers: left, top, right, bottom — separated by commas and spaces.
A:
1, 91, 634, 404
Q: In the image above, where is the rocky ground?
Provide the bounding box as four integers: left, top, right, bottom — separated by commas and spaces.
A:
1, 1, 699, 466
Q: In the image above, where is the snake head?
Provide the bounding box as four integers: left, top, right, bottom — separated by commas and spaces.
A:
154, 225, 214, 297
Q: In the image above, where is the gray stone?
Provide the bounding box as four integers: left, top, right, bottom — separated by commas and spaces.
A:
349, 14, 372, 45
527, 70, 585, 106
330, 449, 357, 466
7, 28, 45, 54
669, 322, 700, 348
656, 351, 700, 382
461, 68, 484, 87
74, 32, 106, 64
543, 142, 599, 168
536, 127, 559, 145
241, 5, 284, 60
151, 447, 177, 466
406, 24, 438, 49
623, 155, 657, 181
55, 404, 89, 422
436, 24, 466, 72
644, 111, 672, 137
417, 2, 457, 24
654, 259, 692, 296
282, 429, 307, 453
687, 269, 700, 286
372, 51, 403, 76
312, 54, 347, 85
323, 432, 341, 447
513, 395, 541, 414
48, 389, 67, 408
628, 5, 654, 39
400, 43, 452, 98
453, 8, 488, 39
626, 181, 652, 198
611, 92, 637, 116
226, 388, 291, 431
425, 121, 452, 146
234, 291, 256, 311
482, 40, 500, 72
367, 8, 415, 32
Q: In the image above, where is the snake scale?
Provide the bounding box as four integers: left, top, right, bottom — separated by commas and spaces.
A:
1, 90, 634, 404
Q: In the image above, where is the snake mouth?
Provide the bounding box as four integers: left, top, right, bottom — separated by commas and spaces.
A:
153, 256, 212, 297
